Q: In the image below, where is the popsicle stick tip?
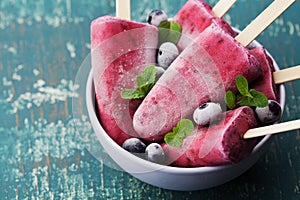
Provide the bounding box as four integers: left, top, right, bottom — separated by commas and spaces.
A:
243, 119, 300, 139
116, 0, 131, 20
212, 0, 237, 18
273, 65, 300, 84
236, 0, 296, 47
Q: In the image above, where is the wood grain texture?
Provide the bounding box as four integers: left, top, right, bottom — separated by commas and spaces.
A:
0, 0, 299, 199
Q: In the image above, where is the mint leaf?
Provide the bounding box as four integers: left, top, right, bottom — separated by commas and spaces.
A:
225, 90, 236, 109
164, 119, 194, 147
238, 90, 268, 107
236, 75, 251, 97
249, 89, 268, 107
159, 21, 182, 35
176, 119, 194, 138
121, 89, 145, 99
121, 66, 156, 99
139, 83, 154, 95
159, 21, 182, 44
170, 21, 182, 33
238, 96, 251, 107
136, 66, 156, 88
164, 132, 182, 147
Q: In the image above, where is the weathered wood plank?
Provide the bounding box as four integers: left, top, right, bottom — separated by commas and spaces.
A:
0, 0, 299, 199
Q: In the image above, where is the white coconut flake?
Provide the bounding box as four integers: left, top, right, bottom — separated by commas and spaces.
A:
2, 77, 12, 86
85, 43, 91, 49
17, 17, 25, 24
33, 79, 46, 88
12, 73, 22, 81
34, 15, 42, 22
8, 47, 17, 54
33, 69, 40, 76
66, 42, 76, 58
287, 21, 295, 35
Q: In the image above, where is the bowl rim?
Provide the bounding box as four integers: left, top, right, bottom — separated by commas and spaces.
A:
85, 28, 286, 173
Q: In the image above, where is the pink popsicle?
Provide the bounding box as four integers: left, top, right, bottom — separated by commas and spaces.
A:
91, 16, 158, 145
162, 106, 259, 166
133, 24, 262, 140
174, 0, 236, 51
250, 46, 279, 101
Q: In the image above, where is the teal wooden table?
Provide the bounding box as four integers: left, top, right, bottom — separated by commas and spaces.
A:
1, 0, 300, 199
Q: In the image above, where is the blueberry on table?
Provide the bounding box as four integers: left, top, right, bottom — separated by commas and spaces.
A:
146, 143, 165, 164
122, 138, 146, 153
157, 42, 179, 69
147, 9, 168, 27
193, 102, 223, 126
255, 100, 282, 125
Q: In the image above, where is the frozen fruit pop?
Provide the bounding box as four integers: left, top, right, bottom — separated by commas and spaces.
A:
91, 16, 158, 145
162, 106, 259, 166
133, 24, 261, 140
250, 46, 278, 100
174, 0, 236, 51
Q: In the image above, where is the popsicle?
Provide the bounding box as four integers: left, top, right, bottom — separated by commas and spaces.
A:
162, 106, 259, 166
249, 46, 278, 100
174, 0, 236, 51
91, 16, 158, 145
133, 23, 261, 140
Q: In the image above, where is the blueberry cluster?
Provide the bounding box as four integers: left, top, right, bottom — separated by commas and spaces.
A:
122, 138, 165, 164
147, 10, 179, 80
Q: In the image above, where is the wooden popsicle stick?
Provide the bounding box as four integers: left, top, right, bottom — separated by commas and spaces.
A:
243, 119, 300, 139
212, 0, 237, 18
116, 0, 131, 20
273, 65, 300, 84
235, 0, 295, 47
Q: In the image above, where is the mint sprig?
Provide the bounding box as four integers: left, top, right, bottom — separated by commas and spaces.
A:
164, 119, 194, 147
121, 66, 156, 99
158, 21, 182, 45
224, 75, 268, 109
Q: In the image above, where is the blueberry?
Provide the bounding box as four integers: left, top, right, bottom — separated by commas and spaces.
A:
193, 102, 223, 126
155, 66, 165, 82
147, 9, 168, 27
157, 42, 179, 69
255, 100, 282, 125
122, 138, 146, 153
146, 143, 165, 164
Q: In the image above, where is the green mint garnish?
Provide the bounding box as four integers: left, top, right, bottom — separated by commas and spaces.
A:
239, 89, 268, 107
225, 75, 268, 109
164, 119, 194, 147
121, 66, 156, 99
236, 75, 251, 97
225, 90, 237, 110
158, 21, 182, 45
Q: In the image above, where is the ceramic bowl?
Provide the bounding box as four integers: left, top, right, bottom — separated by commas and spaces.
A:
85, 38, 285, 191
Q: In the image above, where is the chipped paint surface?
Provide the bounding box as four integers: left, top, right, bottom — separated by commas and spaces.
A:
0, 0, 300, 199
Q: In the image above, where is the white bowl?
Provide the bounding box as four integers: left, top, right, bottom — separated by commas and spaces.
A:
85, 40, 285, 191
